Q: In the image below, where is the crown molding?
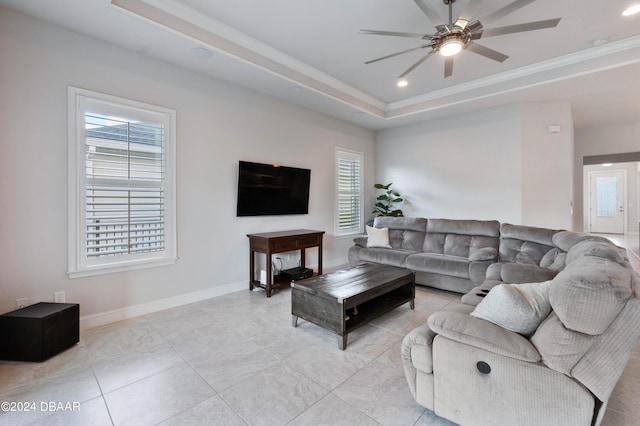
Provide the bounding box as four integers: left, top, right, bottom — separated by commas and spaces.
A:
386, 34, 640, 119
111, 0, 640, 123
111, 0, 387, 117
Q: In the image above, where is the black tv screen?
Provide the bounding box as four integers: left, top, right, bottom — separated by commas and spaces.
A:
236, 161, 311, 216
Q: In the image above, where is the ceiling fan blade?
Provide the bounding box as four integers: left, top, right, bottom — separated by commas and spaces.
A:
413, 0, 444, 27
444, 56, 454, 78
466, 41, 509, 62
398, 50, 436, 79
481, 18, 561, 38
365, 45, 430, 65
455, 0, 481, 28
359, 29, 432, 39
479, 0, 536, 26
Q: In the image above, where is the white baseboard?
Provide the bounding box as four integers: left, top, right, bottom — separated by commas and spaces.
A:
79, 257, 351, 330
79, 280, 246, 330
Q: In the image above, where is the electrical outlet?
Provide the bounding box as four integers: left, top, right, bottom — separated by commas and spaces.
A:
16, 298, 28, 309
54, 291, 65, 303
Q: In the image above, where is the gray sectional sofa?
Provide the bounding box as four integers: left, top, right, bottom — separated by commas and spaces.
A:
348, 216, 640, 426
349, 217, 501, 293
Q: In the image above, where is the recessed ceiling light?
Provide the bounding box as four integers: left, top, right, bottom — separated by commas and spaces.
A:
622, 4, 640, 16
288, 85, 303, 95
602, 163, 613, 167
396, 79, 408, 88
190, 47, 213, 59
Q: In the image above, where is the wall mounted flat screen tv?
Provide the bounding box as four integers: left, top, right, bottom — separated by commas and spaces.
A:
236, 161, 311, 216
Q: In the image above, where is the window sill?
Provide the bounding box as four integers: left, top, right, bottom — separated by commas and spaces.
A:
67, 257, 177, 279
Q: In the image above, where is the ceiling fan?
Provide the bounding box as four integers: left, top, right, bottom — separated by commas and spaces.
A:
360, 0, 561, 80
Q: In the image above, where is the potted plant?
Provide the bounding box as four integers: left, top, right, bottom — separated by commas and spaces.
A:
369, 183, 404, 226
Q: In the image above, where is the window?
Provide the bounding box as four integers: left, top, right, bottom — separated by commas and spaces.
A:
68, 87, 176, 277
335, 148, 363, 236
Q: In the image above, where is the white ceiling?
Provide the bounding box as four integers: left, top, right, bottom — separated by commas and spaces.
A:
2, 0, 640, 130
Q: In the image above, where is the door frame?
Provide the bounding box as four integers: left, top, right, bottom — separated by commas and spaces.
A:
587, 169, 627, 234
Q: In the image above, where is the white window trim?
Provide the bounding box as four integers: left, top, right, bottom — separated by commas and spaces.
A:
335, 147, 364, 237
67, 87, 177, 278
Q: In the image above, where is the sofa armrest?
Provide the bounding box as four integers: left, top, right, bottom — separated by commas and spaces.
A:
402, 323, 436, 374
353, 236, 368, 247
469, 260, 495, 284
500, 263, 558, 283
428, 311, 541, 362
469, 247, 498, 261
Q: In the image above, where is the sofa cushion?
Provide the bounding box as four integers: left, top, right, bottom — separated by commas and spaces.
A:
470, 281, 552, 336
366, 225, 391, 248
499, 223, 558, 265
550, 255, 632, 335
552, 230, 614, 253
406, 253, 470, 279
565, 240, 624, 266
373, 217, 427, 251
373, 216, 427, 232
500, 263, 558, 284
500, 223, 557, 246
530, 311, 596, 375
423, 219, 500, 259
427, 218, 500, 237
358, 248, 413, 268
499, 238, 555, 265
469, 247, 498, 261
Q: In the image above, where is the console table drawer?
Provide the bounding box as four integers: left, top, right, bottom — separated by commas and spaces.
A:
271, 240, 299, 252
297, 235, 321, 248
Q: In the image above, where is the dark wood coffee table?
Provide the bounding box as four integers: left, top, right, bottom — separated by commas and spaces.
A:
291, 263, 415, 349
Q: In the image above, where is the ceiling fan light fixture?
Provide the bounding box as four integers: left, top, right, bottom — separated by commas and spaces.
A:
440, 39, 463, 56
622, 4, 640, 16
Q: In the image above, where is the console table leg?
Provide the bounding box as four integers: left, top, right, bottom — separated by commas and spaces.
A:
410, 299, 415, 310
292, 315, 298, 327
338, 334, 347, 350
249, 249, 255, 291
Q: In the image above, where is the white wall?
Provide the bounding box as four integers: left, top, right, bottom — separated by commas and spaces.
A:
376, 105, 523, 223
0, 8, 376, 324
520, 103, 574, 230
376, 102, 574, 228
575, 122, 640, 233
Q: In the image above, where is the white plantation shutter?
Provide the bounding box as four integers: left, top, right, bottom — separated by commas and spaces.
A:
336, 149, 363, 236
85, 114, 165, 258
68, 88, 176, 277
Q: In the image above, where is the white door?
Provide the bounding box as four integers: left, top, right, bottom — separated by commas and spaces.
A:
589, 170, 625, 234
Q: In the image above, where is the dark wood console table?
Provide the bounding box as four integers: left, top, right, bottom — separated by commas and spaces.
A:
247, 229, 325, 297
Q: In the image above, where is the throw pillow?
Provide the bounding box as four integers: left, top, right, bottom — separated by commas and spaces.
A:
366, 225, 392, 248
470, 281, 552, 336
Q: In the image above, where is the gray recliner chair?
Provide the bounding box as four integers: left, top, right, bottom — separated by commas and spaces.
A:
402, 238, 640, 425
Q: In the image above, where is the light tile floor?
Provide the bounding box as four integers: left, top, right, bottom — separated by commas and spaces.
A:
1, 235, 639, 426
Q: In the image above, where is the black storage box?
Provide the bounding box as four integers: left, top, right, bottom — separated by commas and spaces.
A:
0, 302, 79, 362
